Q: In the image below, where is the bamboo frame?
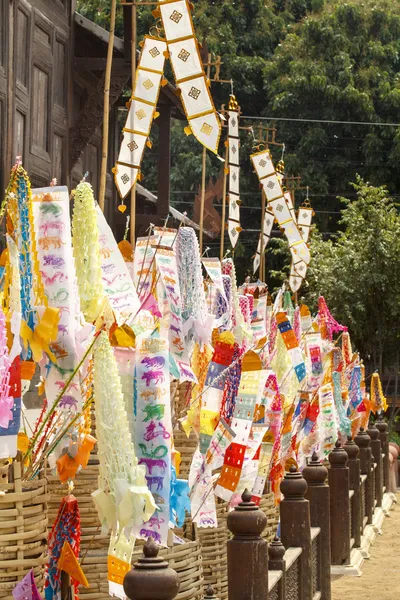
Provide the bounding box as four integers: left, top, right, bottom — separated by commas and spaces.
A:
98, 0, 117, 212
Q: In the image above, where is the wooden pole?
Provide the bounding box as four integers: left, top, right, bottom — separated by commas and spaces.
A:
227, 490, 268, 600
303, 452, 331, 600
376, 416, 389, 493
199, 53, 212, 254
259, 190, 266, 281
130, 2, 137, 245
328, 441, 351, 566
344, 436, 362, 548
280, 466, 312, 600
219, 144, 229, 261
98, 0, 117, 212
367, 422, 382, 508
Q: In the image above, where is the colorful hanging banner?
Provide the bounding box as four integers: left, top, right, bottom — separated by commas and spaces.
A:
251, 441, 273, 505
227, 95, 241, 247
158, 0, 221, 153
317, 383, 338, 457
135, 336, 172, 546
276, 312, 306, 382
197, 339, 235, 454
215, 354, 268, 502
114, 35, 167, 198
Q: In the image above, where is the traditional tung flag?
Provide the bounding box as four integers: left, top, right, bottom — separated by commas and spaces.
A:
158, 0, 221, 153
227, 94, 241, 247
114, 35, 167, 198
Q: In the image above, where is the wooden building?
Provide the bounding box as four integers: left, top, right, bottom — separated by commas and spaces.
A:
0, 0, 205, 240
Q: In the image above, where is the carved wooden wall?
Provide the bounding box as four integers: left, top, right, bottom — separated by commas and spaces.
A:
1, 0, 73, 189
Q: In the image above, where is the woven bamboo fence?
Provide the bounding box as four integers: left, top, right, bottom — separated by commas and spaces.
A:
47, 400, 204, 600
0, 461, 48, 600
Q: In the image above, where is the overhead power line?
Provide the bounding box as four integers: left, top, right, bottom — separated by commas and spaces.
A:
241, 116, 400, 127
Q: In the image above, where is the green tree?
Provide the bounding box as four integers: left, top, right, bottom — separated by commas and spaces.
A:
303, 177, 400, 375
76, 0, 400, 278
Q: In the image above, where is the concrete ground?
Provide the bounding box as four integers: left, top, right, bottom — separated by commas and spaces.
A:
332, 494, 399, 599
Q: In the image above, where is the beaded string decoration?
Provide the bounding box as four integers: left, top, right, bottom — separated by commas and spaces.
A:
176, 227, 208, 332
348, 365, 363, 416
6, 166, 46, 337
72, 182, 104, 323
45, 496, 81, 600
341, 331, 353, 366
318, 296, 347, 341
222, 258, 242, 329
220, 342, 242, 423
370, 372, 387, 413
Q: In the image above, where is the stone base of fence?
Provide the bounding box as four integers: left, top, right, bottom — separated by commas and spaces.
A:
331, 489, 395, 576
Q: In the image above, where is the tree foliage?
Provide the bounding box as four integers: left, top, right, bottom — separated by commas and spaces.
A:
76, 1, 400, 323
304, 177, 400, 374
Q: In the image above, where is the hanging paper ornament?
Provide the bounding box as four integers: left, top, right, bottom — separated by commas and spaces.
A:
72, 182, 104, 323
92, 331, 156, 533
114, 35, 167, 198
13, 570, 43, 600
158, 0, 221, 153
227, 94, 241, 246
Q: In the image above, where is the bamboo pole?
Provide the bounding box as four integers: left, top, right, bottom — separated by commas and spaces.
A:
199, 53, 212, 254
130, 2, 137, 245
98, 0, 117, 212
259, 189, 266, 281
219, 144, 229, 261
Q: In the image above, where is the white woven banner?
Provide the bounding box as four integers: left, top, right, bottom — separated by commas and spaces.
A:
159, 0, 221, 153
251, 149, 310, 276
114, 36, 167, 198
227, 99, 241, 246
